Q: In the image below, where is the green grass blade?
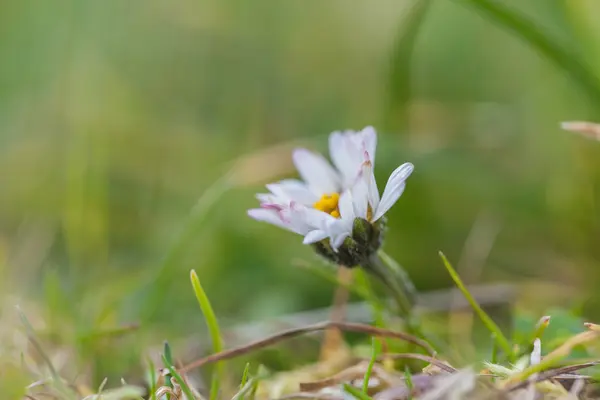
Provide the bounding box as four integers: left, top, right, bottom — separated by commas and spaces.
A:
404, 366, 414, 400
343, 383, 373, 400
438, 252, 513, 359
161, 355, 196, 400
240, 362, 250, 391
161, 342, 174, 400
455, 0, 600, 105
190, 269, 224, 400
232, 369, 269, 400
386, 0, 433, 128
146, 357, 158, 400
362, 338, 380, 394
490, 333, 499, 364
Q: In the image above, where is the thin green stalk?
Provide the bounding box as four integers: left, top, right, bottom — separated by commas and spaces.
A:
354, 269, 386, 328
240, 362, 251, 391
362, 254, 413, 318
404, 366, 414, 400
438, 252, 514, 361
491, 333, 499, 365
190, 269, 224, 400
162, 342, 174, 400
363, 338, 380, 394
146, 357, 158, 400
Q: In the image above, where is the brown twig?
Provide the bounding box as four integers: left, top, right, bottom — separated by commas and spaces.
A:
374, 353, 457, 373
178, 321, 435, 374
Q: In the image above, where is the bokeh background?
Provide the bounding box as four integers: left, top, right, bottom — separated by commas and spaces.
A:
3, 0, 600, 392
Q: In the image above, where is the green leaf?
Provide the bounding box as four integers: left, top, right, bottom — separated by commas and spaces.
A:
190, 269, 224, 400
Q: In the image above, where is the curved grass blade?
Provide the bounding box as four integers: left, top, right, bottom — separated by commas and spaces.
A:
386, 0, 432, 127
455, 0, 600, 106
438, 252, 513, 360
190, 269, 224, 400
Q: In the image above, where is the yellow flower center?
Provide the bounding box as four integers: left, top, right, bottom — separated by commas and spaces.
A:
313, 193, 340, 218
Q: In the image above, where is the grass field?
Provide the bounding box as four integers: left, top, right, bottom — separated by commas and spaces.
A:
4, 0, 600, 398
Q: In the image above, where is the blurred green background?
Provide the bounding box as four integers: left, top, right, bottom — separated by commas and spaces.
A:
3, 0, 600, 392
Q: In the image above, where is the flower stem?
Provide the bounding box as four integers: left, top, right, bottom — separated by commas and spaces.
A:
378, 250, 418, 307
362, 252, 418, 332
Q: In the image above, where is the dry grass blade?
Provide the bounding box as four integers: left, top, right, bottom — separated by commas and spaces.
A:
507, 330, 600, 384
505, 362, 599, 392
562, 121, 600, 141
178, 321, 435, 374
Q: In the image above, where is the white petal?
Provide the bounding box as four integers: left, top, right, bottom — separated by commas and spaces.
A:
351, 178, 369, 219
292, 148, 341, 194
359, 126, 377, 165
338, 190, 355, 220
267, 180, 318, 205
286, 202, 316, 235
330, 130, 371, 188
302, 208, 336, 229
247, 208, 296, 233
360, 159, 380, 214
530, 339, 541, 366
373, 163, 414, 221
256, 193, 277, 204
329, 131, 358, 186
331, 232, 350, 251
329, 132, 349, 172
303, 230, 328, 244
324, 214, 353, 252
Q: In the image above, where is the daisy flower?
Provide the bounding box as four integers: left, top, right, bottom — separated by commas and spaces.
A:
248, 126, 377, 241
248, 126, 414, 267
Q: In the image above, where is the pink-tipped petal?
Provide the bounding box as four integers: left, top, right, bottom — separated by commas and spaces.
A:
359, 126, 377, 165
247, 208, 293, 232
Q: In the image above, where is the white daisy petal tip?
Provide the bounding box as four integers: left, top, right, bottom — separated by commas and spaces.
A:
303, 230, 328, 244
